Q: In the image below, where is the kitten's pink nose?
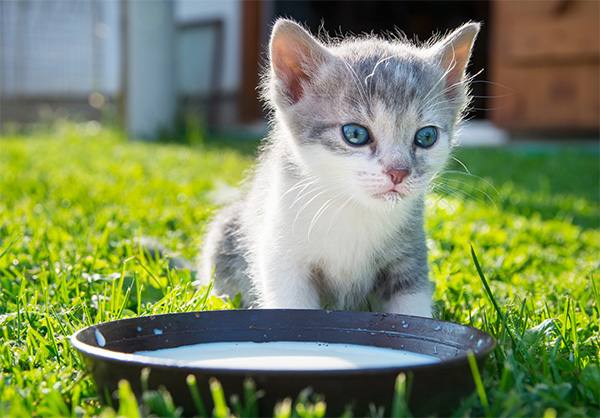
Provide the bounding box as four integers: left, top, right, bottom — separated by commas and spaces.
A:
386, 167, 411, 185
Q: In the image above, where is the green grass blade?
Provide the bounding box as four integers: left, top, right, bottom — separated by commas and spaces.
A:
117, 379, 141, 418
274, 398, 293, 418
209, 378, 230, 418
470, 244, 503, 319
467, 350, 490, 417
243, 378, 262, 417
390, 372, 412, 418
0, 235, 22, 260
470, 244, 520, 349
186, 374, 208, 418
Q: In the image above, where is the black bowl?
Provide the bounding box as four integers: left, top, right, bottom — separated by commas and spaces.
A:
71, 309, 494, 416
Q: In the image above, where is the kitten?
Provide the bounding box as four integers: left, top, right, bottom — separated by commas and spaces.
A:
201, 18, 479, 317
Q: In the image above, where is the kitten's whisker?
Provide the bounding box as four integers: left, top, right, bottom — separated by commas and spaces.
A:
428, 191, 461, 218
470, 79, 516, 92
282, 177, 318, 198
442, 69, 475, 94
422, 65, 480, 115
424, 105, 466, 114
289, 183, 324, 209
430, 185, 473, 215
439, 170, 504, 202
424, 195, 452, 233
469, 106, 510, 112
309, 199, 334, 232
283, 177, 319, 199
471, 68, 484, 79
450, 157, 471, 175
307, 191, 347, 242
325, 192, 356, 236
290, 184, 322, 234
289, 184, 316, 209
293, 189, 328, 226
470, 94, 513, 99
433, 177, 484, 199
432, 179, 498, 213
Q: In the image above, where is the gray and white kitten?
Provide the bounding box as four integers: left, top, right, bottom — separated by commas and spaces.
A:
201, 19, 479, 317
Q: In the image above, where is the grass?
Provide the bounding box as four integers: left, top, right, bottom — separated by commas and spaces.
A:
0, 121, 598, 417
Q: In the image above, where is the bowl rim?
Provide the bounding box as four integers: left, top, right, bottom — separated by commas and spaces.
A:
70, 309, 495, 376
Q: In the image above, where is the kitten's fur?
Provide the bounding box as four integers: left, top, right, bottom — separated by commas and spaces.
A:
201, 19, 479, 316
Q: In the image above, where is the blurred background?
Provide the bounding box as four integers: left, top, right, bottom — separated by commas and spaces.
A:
1, 0, 598, 142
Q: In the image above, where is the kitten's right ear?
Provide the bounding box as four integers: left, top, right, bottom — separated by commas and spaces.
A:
434, 22, 480, 94
269, 19, 330, 104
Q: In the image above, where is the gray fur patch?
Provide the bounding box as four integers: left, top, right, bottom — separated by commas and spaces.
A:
202, 203, 253, 306
306, 123, 354, 155
374, 263, 430, 302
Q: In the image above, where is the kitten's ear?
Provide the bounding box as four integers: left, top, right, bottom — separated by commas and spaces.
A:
434, 22, 480, 92
269, 19, 330, 103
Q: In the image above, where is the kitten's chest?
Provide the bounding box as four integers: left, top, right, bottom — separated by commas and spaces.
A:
282, 193, 407, 285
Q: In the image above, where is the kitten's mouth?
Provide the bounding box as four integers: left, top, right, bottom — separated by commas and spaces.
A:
378, 190, 408, 203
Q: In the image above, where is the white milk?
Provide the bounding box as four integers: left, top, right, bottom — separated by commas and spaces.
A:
134, 341, 440, 370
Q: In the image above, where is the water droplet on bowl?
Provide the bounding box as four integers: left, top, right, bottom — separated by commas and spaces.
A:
94, 329, 106, 347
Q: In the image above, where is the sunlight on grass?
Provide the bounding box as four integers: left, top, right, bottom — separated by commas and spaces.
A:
0, 121, 598, 417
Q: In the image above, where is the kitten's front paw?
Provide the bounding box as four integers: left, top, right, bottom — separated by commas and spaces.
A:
383, 291, 433, 318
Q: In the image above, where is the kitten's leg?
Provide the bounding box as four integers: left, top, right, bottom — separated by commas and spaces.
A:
377, 240, 433, 317
256, 259, 320, 309
383, 290, 432, 318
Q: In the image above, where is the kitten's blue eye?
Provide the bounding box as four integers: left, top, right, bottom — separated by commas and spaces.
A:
342, 124, 370, 146
414, 126, 438, 148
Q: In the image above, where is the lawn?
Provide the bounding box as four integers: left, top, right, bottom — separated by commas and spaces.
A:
0, 121, 598, 417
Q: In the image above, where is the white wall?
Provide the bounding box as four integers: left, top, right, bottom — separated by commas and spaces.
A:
174, 0, 242, 95
98, 0, 121, 96
0, 0, 245, 129
0, 0, 121, 97
1, 0, 242, 98
126, 0, 176, 139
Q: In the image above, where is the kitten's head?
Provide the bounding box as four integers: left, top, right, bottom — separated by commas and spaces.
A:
263, 19, 480, 209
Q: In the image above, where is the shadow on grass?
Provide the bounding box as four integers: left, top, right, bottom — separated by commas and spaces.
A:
448, 146, 600, 229
155, 116, 263, 157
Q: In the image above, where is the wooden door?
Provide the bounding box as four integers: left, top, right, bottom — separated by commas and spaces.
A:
488, 0, 599, 133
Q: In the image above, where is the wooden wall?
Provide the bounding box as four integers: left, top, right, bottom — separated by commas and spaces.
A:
489, 0, 599, 134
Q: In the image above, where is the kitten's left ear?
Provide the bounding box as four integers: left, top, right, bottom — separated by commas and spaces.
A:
434, 22, 480, 91
269, 19, 331, 104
